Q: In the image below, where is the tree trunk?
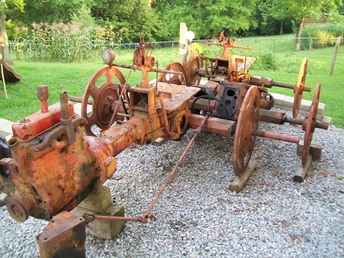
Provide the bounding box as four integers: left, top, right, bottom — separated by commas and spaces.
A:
0, 14, 9, 63
280, 21, 284, 35
296, 17, 305, 51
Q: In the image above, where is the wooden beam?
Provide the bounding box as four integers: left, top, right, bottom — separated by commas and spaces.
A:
330, 36, 342, 76
271, 92, 326, 120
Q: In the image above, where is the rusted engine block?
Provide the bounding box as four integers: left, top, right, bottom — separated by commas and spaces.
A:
1, 88, 118, 222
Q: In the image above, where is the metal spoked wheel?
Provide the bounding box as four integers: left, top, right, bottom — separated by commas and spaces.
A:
232, 86, 260, 176
302, 84, 321, 165
81, 66, 126, 135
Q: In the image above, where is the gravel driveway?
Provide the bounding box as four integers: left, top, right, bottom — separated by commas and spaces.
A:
0, 122, 343, 258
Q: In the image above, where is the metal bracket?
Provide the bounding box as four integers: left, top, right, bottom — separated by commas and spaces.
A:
37, 211, 87, 258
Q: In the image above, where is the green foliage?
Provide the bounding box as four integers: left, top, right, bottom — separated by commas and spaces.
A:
250, 0, 294, 35
250, 0, 344, 36
17, 23, 96, 62
253, 52, 277, 70
3, 0, 344, 41
17, 0, 85, 24
5, 19, 27, 40
0, 0, 25, 13
90, 0, 164, 42
155, 0, 257, 39
300, 23, 344, 50
0, 0, 24, 20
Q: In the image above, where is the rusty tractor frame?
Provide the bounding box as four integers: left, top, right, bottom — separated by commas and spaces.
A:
0, 34, 329, 258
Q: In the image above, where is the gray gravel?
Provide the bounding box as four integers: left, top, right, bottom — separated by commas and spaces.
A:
0, 121, 343, 258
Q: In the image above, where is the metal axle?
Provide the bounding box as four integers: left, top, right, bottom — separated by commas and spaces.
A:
112, 63, 183, 76
255, 130, 300, 144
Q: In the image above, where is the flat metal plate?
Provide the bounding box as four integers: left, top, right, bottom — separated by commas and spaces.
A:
157, 82, 201, 112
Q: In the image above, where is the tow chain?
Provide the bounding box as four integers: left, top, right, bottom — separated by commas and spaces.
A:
84, 115, 210, 224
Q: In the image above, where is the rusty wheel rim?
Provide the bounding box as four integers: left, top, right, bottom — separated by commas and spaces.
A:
95, 84, 120, 129
232, 86, 260, 176
293, 58, 308, 119
82, 66, 126, 135
302, 84, 320, 165
159, 63, 186, 85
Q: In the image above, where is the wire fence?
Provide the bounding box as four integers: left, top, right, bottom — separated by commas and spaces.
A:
8, 39, 182, 62
7, 36, 343, 74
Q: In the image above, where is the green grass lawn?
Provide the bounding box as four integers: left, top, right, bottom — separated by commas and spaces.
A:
1, 34, 343, 127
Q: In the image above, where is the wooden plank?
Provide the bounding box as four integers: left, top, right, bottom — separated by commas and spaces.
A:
179, 23, 188, 63
271, 92, 325, 120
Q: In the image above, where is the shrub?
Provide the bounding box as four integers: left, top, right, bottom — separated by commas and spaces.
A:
12, 22, 110, 62
300, 23, 344, 50
253, 52, 277, 70
6, 20, 28, 40
190, 43, 204, 56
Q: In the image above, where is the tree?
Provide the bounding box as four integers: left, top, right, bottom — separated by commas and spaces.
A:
0, 0, 24, 15
251, 0, 294, 35
90, 0, 163, 42
155, 0, 257, 39
17, 0, 86, 24
249, 0, 344, 36
0, 0, 25, 61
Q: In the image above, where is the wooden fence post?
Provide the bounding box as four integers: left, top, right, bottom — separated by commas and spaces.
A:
330, 36, 342, 76
179, 23, 189, 64
296, 17, 305, 51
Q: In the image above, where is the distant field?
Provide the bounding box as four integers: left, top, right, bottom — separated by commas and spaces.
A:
1, 34, 343, 127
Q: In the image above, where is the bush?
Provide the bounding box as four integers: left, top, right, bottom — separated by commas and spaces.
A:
11, 21, 119, 62
300, 23, 344, 50
6, 20, 28, 40
25, 23, 95, 62
253, 53, 277, 70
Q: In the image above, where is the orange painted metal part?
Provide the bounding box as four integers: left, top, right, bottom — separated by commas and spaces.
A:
189, 114, 234, 136
12, 103, 75, 141
255, 130, 300, 144
8, 120, 104, 220
2, 90, 118, 222
37, 211, 87, 258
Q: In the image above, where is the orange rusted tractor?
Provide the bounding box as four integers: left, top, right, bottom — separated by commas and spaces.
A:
0, 37, 329, 258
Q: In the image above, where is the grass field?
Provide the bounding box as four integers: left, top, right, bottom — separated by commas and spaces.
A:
1, 34, 343, 127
